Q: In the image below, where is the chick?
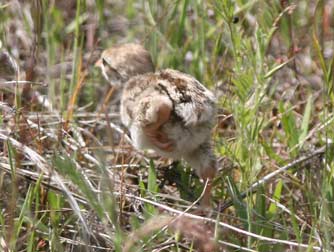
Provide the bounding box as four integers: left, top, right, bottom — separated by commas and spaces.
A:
97, 43, 217, 207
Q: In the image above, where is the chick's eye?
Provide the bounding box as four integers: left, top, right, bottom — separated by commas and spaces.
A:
103, 64, 123, 83
102, 58, 108, 67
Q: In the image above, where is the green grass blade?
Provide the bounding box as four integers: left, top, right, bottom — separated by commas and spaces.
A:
148, 159, 158, 194
268, 179, 283, 216
226, 176, 248, 229
298, 95, 313, 146
54, 156, 104, 218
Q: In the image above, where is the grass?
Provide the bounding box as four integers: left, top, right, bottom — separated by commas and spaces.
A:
0, 0, 334, 251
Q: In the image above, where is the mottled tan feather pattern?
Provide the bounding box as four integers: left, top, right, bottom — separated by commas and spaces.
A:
100, 44, 155, 85
97, 43, 217, 208
121, 69, 216, 155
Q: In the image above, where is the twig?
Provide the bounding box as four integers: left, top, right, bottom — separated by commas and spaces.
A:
265, 196, 322, 247
0, 132, 92, 236
0, 80, 45, 86
0, 154, 324, 251
117, 192, 324, 251
138, 179, 210, 249
218, 240, 257, 252
219, 145, 327, 211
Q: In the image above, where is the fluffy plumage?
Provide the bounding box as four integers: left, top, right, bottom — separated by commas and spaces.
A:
121, 69, 216, 177
97, 44, 155, 86
97, 43, 217, 207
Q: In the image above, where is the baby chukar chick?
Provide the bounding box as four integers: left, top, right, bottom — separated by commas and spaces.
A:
96, 43, 155, 87
97, 43, 217, 207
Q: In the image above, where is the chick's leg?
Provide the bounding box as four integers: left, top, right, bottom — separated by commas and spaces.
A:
141, 97, 174, 152
185, 161, 216, 216
198, 164, 216, 208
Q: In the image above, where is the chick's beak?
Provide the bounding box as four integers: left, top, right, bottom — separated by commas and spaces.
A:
95, 58, 103, 68
96, 58, 112, 83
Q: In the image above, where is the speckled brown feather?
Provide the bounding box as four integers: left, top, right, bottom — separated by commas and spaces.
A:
99, 44, 155, 85
120, 68, 217, 180
121, 69, 216, 129
97, 43, 217, 207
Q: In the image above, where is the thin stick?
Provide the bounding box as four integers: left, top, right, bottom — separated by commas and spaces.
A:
118, 192, 324, 251
219, 146, 326, 211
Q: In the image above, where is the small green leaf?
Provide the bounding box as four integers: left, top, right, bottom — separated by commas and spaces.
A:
148, 159, 158, 194
279, 102, 299, 155
312, 29, 328, 79
226, 176, 248, 229
298, 95, 313, 146
54, 156, 104, 218
268, 180, 283, 216
264, 58, 293, 79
